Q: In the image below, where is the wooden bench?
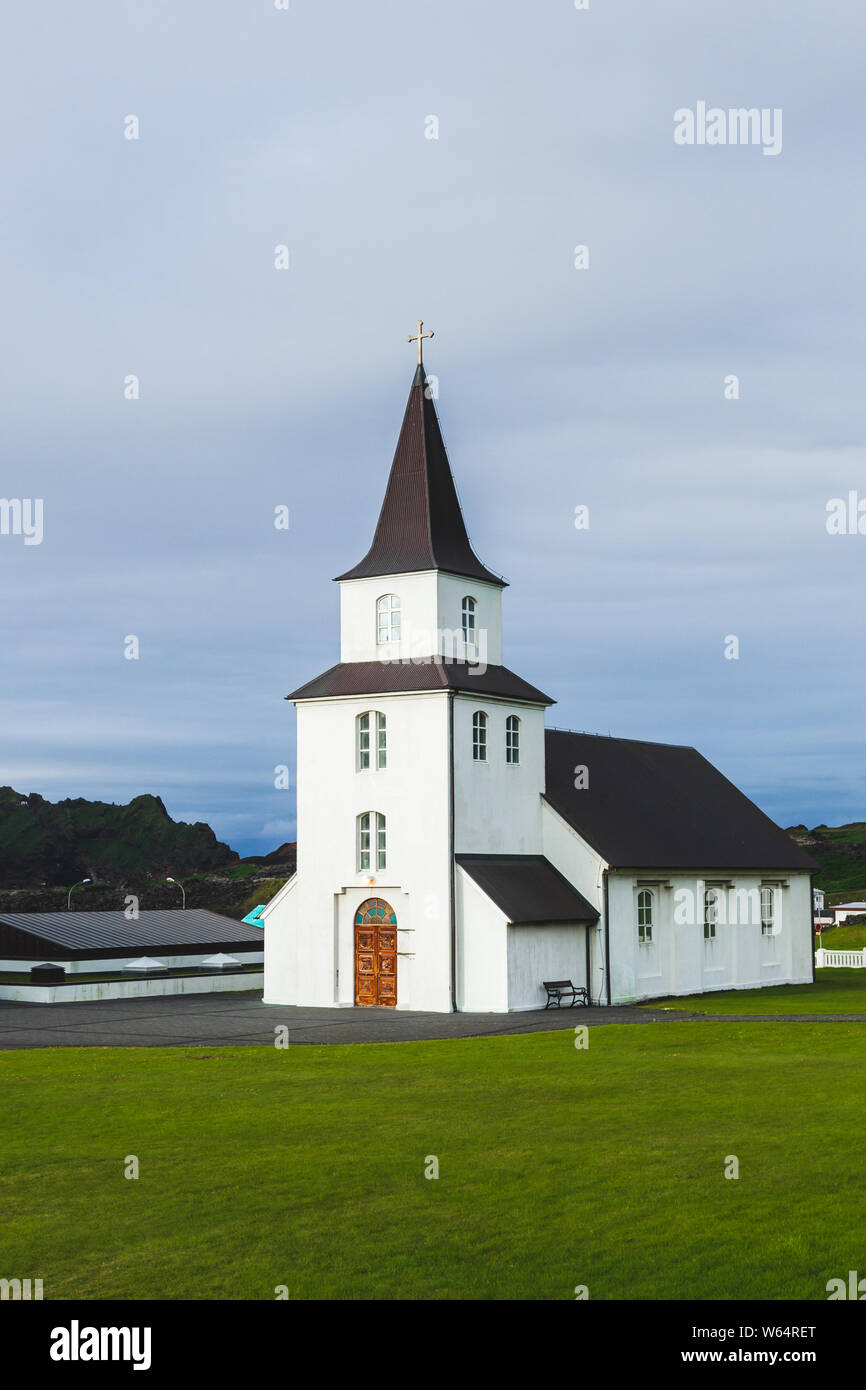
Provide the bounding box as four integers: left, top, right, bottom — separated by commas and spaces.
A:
543, 979, 588, 1009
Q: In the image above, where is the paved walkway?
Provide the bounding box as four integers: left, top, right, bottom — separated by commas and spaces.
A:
0, 991, 863, 1049
0, 991, 692, 1049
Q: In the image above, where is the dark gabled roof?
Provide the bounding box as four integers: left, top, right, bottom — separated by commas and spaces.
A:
543, 730, 819, 872
335, 365, 506, 588
0, 909, 266, 960
287, 658, 553, 705
456, 854, 599, 925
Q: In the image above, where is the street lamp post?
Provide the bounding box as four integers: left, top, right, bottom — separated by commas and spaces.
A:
166, 877, 186, 909
66, 878, 91, 909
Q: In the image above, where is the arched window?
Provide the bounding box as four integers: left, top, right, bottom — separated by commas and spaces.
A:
462, 596, 477, 651
376, 594, 401, 644
637, 889, 653, 944
357, 711, 386, 770
505, 714, 520, 765
761, 886, 775, 935
704, 888, 719, 940
472, 710, 488, 761
357, 812, 386, 871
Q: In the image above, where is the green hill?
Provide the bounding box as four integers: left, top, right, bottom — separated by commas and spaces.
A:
0, 786, 238, 887
787, 822, 866, 901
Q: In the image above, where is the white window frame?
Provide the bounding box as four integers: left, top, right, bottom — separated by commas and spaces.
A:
357, 811, 386, 871
462, 596, 477, 654
761, 885, 775, 936
704, 888, 719, 941
472, 710, 488, 762
356, 712, 371, 771
356, 711, 386, 771
357, 812, 371, 871
505, 714, 520, 765
637, 888, 654, 944
376, 594, 401, 644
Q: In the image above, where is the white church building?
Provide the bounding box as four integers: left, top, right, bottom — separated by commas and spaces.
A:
263, 351, 816, 1012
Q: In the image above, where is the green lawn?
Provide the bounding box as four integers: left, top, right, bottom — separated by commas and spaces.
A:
817, 922, 866, 951
645, 967, 866, 1015
2, 1022, 864, 1300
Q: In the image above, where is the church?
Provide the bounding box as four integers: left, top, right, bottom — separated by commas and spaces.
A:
263, 331, 815, 1012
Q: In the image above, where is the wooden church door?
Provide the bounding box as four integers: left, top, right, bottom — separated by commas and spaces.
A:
354, 898, 398, 1006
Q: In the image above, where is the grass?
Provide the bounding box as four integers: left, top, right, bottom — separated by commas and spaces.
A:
812, 850, 866, 897
642, 967, 866, 1015
1, 1021, 864, 1301
817, 922, 866, 951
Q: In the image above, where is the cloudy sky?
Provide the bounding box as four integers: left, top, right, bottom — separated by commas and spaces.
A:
1, 1, 864, 855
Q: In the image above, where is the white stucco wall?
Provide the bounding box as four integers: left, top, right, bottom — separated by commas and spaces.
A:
1, 951, 263, 974
453, 697, 546, 855
338, 571, 503, 666
606, 869, 814, 1003
264, 692, 453, 1011
436, 573, 503, 667
0, 971, 264, 1004
455, 866, 508, 1011
541, 800, 607, 1004
262, 875, 299, 1003
507, 923, 587, 1011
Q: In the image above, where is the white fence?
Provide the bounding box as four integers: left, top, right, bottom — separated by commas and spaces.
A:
815, 947, 866, 969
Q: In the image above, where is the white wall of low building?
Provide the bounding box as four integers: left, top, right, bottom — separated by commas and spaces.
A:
1, 951, 263, 974
455, 866, 508, 1011
0, 971, 264, 1004
606, 869, 814, 1003
507, 923, 587, 1011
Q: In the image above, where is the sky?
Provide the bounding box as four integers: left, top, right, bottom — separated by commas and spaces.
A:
1, 1, 864, 856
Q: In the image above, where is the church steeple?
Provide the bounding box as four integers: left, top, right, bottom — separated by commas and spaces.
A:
335, 363, 506, 588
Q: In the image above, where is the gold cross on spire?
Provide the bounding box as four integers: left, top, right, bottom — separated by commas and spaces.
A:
407, 319, 434, 366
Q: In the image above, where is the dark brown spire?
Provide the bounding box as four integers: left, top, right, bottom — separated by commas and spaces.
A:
335, 366, 506, 587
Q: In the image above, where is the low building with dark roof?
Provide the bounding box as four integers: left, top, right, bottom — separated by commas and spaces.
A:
263, 353, 817, 1012
0, 909, 264, 1003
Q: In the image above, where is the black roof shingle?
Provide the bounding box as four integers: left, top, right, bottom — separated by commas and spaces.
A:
335, 365, 506, 588
456, 854, 599, 924
543, 730, 817, 872
287, 658, 553, 705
